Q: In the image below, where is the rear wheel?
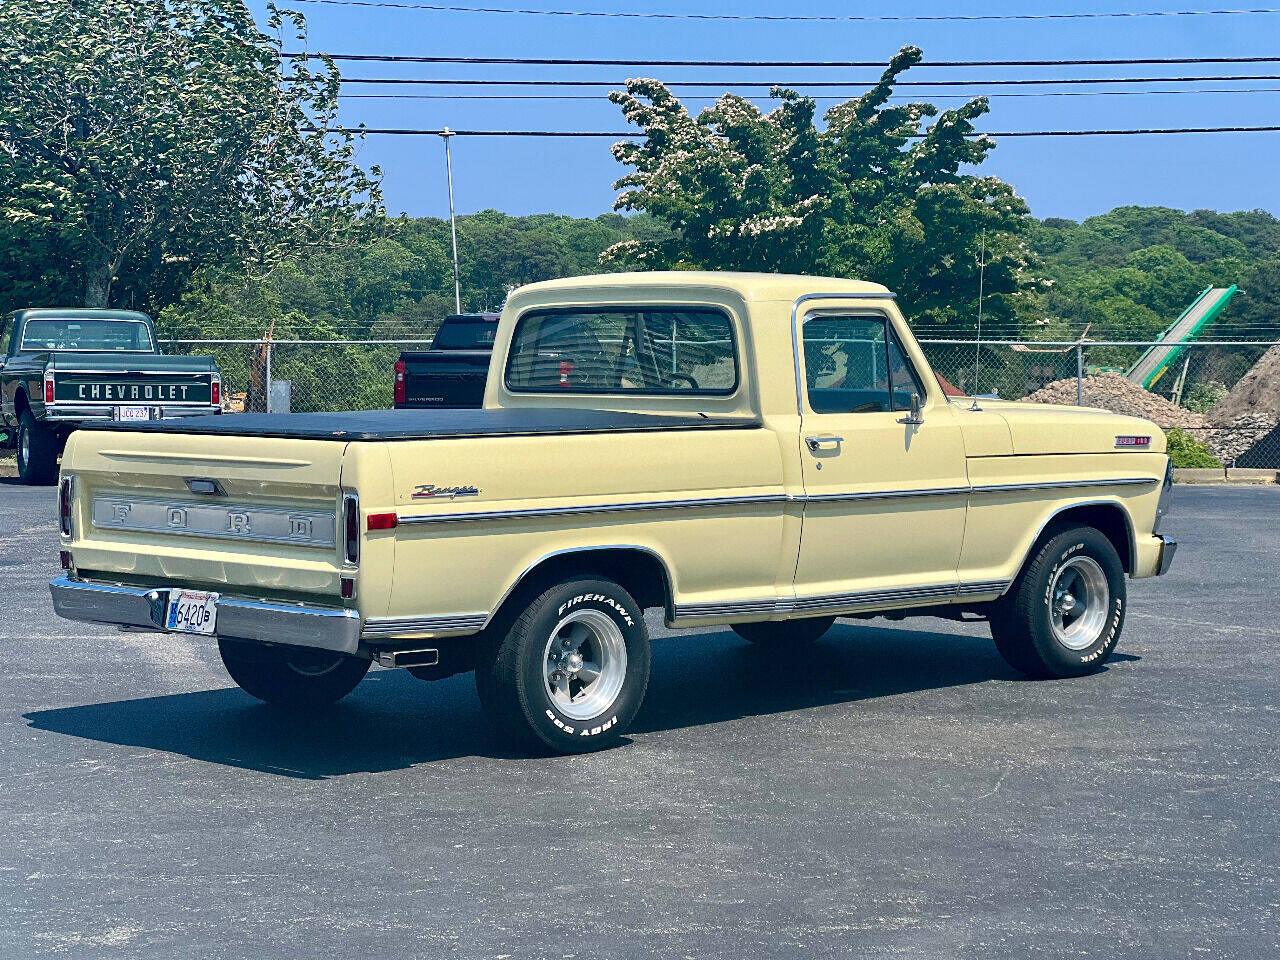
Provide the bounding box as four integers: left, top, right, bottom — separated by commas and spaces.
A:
17, 411, 58, 486
990, 526, 1126, 679
475, 577, 650, 754
732, 616, 835, 648
218, 637, 370, 708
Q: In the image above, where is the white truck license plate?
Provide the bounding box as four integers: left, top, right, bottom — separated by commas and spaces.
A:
117, 405, 151, 422
166, 589, 219, 635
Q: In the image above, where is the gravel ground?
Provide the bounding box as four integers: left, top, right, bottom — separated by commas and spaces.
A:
0, 481, 1276, 959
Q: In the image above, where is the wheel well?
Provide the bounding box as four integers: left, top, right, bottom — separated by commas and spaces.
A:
492, 548, 674, 626
1036, 502, 1134, 574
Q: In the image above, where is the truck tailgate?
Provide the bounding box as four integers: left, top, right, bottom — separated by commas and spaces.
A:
62, 429, 348, 598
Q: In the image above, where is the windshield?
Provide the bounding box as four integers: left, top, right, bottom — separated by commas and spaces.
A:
433, 319, 498, 351
21, 319, 154, 353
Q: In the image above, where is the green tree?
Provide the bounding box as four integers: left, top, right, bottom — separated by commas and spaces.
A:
605, 46, 1041, 332
0, 0, 382, 311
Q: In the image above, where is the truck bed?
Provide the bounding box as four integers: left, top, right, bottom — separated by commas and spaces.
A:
79, 407, 760, 442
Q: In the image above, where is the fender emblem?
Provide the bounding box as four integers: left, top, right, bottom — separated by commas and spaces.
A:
413, 484, 481, 500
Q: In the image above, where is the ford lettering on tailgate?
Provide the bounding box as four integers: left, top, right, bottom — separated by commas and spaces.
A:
92, 497, 336, 548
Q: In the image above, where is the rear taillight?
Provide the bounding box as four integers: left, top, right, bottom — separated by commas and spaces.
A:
58, 475, 74, 538
343, 493, 359, 564
44, 373, 55, 404
558, 360, 574, 388
394, 360, 406, 406
210, 376, 221, 407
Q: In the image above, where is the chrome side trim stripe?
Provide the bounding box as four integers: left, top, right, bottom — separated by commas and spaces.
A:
804, 485, 972, 504
361, 613, 488, 638
397, 493, 790, 525
970, 477, 1156, 495
672, 578, 1014, 622
396, 478, 1156, 525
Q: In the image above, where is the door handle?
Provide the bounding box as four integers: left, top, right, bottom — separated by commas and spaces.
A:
805, 435, 844, 452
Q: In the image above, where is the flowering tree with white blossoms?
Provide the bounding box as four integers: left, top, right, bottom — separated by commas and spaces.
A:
606, 45, 1041, 330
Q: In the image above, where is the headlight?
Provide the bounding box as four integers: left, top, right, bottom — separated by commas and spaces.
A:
1154, 457, 1173, 534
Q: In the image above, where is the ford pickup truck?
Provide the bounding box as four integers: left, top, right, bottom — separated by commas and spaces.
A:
393, 313, 499, 409
1, 309, 221, 484
49, 273, 1175, 753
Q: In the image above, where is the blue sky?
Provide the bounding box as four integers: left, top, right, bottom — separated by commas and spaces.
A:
249, 1, 1280, 222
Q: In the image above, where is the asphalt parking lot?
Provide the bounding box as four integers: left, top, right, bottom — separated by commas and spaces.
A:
0, 481, 1276, 959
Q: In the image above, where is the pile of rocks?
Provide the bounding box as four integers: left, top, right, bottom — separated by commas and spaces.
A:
1023, 372, 1209, 430
1211, 413, 1280, 464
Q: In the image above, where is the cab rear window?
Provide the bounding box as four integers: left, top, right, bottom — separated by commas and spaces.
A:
21, 319, 153, 352
505, 307, 738, 396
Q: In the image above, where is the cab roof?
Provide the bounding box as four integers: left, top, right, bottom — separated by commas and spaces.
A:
509, 271, 893, 304
11, 308, 153, 324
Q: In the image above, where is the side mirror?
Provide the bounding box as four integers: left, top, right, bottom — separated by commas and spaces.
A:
897, 392, 924, 426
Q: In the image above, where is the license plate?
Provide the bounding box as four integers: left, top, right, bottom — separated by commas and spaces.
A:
165, 589, 219, 635
117, 405, 151, 422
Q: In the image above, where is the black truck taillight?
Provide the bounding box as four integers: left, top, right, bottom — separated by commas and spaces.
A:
58, 475, 74, 538
394, 360, 406, 406
44, 372, 55, 404
343, 493, 360, 564
210, 375, 221, 407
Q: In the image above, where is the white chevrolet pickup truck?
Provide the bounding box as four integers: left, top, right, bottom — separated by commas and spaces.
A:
51, 273, 1175, 753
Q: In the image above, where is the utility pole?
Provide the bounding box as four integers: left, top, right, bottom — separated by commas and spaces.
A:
972, 228, 986, 395
442, 127, 462, 314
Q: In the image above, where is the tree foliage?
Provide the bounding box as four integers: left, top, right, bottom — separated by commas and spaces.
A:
0, 0, 382, 309
604, 46, 1041, 331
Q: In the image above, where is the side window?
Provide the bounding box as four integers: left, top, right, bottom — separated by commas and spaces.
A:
803, 315, 924, 414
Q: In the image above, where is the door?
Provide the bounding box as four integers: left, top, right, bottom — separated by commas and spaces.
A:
792, 311, 969, 612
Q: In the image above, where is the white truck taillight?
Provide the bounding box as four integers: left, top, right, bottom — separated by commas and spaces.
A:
58, 475, 74, 538
343, 493, 360, 565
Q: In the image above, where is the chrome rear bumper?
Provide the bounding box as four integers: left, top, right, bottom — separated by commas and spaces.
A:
49, 575, 360, 654
44, 405, 220, 422
1157, 536, 1178, 576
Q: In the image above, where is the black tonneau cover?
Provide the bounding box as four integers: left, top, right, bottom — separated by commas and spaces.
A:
80, 407, 760, 442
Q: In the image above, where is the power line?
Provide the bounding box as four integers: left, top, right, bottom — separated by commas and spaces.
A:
289, 1, 1280, 22
332, 124, 1280, 136
339, 86, 1280, 100
284, 52, 1280, 68
333, 74, 1280, 88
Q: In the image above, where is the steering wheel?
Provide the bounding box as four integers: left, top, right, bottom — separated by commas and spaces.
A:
659, 372, 700, 390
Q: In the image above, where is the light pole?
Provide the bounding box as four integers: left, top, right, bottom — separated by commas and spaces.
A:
442, 127, 462, 314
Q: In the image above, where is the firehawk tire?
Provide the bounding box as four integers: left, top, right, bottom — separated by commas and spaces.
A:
17, 410, 58, 486
732, 616, 835, 647
475, 578, 650, 754
990, 525, 1127, 679
218, 637, 370, 708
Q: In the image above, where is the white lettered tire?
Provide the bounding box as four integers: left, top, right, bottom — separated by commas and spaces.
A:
475, 578, 651, 754
990, 525, 1127, 679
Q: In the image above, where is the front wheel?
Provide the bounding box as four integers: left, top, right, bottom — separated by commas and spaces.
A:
218, 637, 370, 708
990, 526, 1126, 679
475, 578, 650, 754
17, 411, 58, 485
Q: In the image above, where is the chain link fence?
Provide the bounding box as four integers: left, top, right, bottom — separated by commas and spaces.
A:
166, 337, 1280, 468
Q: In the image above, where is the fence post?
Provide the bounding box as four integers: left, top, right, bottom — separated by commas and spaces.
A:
265, 340, 273, 414
1075, 343, 1084, 406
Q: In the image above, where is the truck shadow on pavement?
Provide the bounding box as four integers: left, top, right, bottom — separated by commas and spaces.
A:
23, 622, 1132, 779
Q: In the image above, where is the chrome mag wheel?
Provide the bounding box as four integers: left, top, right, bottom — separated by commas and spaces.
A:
542, 608, 628, 721
1050, 555, 1110, 650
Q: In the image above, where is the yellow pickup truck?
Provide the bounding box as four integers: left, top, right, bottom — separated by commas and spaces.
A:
50, 272, 1175, 753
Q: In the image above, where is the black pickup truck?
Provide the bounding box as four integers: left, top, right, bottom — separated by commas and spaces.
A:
393, 313, 499, 409
0, 308, 221, 484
